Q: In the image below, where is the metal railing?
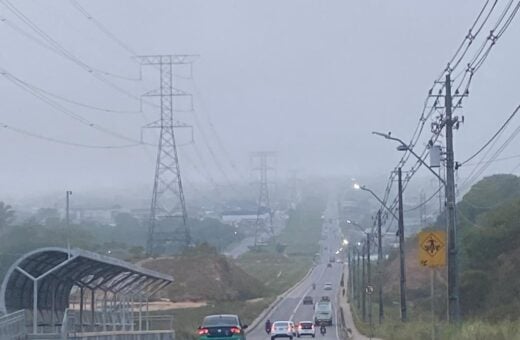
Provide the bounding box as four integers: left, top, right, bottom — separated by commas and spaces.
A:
61, 308, 174, 339
0, 310, 27, 340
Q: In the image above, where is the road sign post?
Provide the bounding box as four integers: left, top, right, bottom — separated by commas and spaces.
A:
419, 231, 446, 340
418, 231, 446, 268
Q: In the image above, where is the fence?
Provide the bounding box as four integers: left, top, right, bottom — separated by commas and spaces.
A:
0, 310, 27, 340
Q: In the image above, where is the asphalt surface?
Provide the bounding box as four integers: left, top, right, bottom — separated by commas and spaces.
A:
247, 205, 344, 340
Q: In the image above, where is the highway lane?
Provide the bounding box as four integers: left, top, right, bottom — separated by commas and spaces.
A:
247, 204, 344, 340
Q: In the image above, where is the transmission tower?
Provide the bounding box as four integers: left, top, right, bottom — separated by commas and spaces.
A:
250, 151, 276, 247
138, 54, 196, 255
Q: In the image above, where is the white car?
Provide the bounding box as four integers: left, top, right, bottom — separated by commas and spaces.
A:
271, 321, 294, 339
296, 321, 315, 337
324, 282, 332, 291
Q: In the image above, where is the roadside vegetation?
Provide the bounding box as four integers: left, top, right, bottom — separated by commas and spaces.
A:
351, 174, 520, 339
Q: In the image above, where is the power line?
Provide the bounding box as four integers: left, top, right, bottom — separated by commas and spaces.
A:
0, 122, 141, 149
379, 1, 520, 235
0, 68, 146, 145
0, 0, 140, 81
460, 104, 520, 166
69, 0, 140, 57
404, 187, 442, 213
3, 70, 142, 115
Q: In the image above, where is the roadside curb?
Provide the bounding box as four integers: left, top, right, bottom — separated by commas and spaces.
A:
246, 264, 316, 334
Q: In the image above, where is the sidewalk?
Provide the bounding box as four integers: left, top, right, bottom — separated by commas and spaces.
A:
337, 264, 382, 340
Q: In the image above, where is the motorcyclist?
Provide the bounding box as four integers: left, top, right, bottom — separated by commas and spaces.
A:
312, 283, 316, 290
320, 323, 327, 335
265, 319, 271, 334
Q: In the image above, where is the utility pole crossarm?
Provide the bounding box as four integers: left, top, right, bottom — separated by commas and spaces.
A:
136, 55, 199, 65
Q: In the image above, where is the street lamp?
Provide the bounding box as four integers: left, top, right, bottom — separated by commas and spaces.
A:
353, 184, 398, 222
371, 131, 446, 186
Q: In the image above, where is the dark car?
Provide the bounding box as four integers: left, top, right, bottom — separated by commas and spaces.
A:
303, 296, 313, 305
198, 314, 247, 340
320, 296, 330, 302
327, 263, 332, 268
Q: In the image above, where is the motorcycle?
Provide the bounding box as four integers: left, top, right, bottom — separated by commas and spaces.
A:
320, 324, 327, 335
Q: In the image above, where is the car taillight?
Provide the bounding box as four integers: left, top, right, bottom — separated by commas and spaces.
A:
198, 328, 209, 335
298, 325, 302, 329
230, 327, 241, 334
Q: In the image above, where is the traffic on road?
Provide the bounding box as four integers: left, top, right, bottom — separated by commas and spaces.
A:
197, 203, 350, 340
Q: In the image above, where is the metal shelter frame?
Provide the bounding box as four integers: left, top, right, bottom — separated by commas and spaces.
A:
0, 247, 173, 336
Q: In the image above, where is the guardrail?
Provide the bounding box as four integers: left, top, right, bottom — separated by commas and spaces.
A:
0, 310, 27, 340
67, 330, 175, 340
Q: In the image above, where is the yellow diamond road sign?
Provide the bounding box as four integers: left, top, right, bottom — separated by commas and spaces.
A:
418, 231, 446, 268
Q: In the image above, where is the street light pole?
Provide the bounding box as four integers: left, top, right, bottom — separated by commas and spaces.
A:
366, 232, 372, 327
377, 209, 384, 324
357, 244, 362, 310
398, 167, 407, 322
362, 241, 366, 322
66, 190, 72, 258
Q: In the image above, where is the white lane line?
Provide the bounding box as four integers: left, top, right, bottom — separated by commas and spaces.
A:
334, 302, 339, 339
289, 265, 327, 321
289, 286, 312, 321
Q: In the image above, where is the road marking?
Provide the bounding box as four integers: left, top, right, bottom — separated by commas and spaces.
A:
334, 301, 339, 339
289, 265, 327, 321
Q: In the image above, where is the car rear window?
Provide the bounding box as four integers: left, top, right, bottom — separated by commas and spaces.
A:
202, 316, 238, 327
300, 322, 313, 329
273, 322, 289, 327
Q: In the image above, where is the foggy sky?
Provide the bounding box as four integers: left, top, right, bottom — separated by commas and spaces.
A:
0, 0, 519, 201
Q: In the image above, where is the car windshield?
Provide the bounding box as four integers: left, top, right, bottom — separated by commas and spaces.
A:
316, 304, 330, 312
202, 316, 238, 327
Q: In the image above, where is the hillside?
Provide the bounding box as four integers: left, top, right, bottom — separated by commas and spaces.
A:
140, 245, 266, 302
382, 174, 520, 320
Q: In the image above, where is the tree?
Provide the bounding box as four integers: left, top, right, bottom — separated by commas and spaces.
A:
0, 202, 15, 232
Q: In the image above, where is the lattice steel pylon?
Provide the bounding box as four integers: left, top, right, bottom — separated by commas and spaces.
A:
138, 55, 197, 255
250, 151, 276, 247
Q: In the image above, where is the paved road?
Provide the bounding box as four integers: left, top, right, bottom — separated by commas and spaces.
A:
224, 211, 287, 259
247, 204, 345, 340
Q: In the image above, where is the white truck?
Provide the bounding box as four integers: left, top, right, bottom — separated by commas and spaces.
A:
314, 300, 333, 326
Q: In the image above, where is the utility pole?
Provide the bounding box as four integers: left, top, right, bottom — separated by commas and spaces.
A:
366, 232, 372, 327
66, 190, 72, 258
138, 55, 196, 255
347, 248, 352, 303
398, 167, 407, 322
357, 246, 361, 310
362, 242, 366, 322
444, 73, 459, 322
251, 151, 276, 247
377, 209, 384, 323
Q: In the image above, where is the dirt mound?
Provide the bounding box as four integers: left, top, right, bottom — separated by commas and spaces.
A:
140, 248, 266, 302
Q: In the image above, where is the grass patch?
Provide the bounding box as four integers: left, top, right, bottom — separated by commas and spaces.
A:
236, 196, 324, 295
236, 250, 313, 295
351, 302, 520, 340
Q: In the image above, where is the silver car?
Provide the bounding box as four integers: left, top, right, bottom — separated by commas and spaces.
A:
296, 321, 316, 337
271, 321, 294, 339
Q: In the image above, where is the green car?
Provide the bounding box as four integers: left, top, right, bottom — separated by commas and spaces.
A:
197, 314, 248, 339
